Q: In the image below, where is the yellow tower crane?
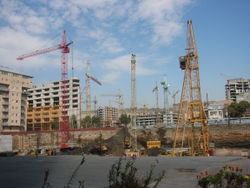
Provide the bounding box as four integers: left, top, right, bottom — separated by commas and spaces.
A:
172, 20, 209, 156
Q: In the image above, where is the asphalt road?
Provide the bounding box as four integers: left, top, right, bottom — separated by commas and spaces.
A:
0, 155, 249, 188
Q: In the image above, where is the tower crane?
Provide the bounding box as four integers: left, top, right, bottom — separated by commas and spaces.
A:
17, 30, 72, 149
101, 93, 124, 112
160, 76, 170, 113
172, 20, 209, 156
152, 82, 160, 109
85, 61, 101, 117
172, 90, 180, 106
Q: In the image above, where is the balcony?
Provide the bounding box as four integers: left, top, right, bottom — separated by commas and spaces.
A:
0, 87, 8, 92
2, 108, 8, 113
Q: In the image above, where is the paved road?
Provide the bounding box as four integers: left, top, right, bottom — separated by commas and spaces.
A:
0, 155, 249, 188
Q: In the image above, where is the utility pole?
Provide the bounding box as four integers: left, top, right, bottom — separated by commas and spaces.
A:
131, 54, 137, 151
172, 20, 209, 156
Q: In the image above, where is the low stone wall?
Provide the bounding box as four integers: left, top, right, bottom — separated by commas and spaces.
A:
1, 127, 118, 151
136, 124, 250, 148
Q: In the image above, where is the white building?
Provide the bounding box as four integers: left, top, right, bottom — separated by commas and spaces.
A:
206, 100, 232, 120
27, 77, 81, 130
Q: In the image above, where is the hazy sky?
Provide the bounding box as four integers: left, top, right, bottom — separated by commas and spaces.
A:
0, 0, 249, 109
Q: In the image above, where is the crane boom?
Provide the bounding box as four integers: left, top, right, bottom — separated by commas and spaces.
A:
85, 73, 102, 85
17, 42, 73, 60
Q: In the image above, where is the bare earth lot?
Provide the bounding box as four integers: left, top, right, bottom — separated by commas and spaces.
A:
0, 155, 249, 188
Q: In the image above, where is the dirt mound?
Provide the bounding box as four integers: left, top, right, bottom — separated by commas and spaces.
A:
103, 127, 130, 155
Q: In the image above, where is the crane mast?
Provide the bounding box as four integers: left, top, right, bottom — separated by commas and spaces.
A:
152, 82, 159, 109
131, 54, 137, 151
17, 30, 72, 149
172, 20, 209, 156
85, 61, 101, 118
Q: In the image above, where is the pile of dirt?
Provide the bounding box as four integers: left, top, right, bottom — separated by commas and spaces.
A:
102, 127, 130, 155
78, 127, 132, 156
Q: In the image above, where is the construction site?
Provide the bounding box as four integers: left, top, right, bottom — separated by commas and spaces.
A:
0, 20, 249, 159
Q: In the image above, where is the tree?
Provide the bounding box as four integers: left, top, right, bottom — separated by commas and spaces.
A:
51, 120, 59, 130
70, 114, 78, 129
119, 114, 131, 126
92, 115, 101, 128
80, 116, 92, 128
228, 101, 250, 117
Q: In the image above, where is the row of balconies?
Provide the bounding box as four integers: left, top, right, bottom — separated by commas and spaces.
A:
28, 83, 79, 94
28, 92, 79, 101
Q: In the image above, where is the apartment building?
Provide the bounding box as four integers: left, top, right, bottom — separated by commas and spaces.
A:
0, 69, 33, 131
97, 106, 118, 125
225, 78, 250, 101
27, 77, 81, 131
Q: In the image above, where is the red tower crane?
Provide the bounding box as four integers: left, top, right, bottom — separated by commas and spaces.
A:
17, 30, 73, 149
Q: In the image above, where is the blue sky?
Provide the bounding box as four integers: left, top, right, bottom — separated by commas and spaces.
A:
0, 0, 249, 109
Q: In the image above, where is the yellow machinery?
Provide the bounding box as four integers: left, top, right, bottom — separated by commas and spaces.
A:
147, 141, 161, 149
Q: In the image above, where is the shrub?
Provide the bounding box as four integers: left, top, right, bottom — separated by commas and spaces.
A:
196, 166, 250, 188
108, 157, 165, 188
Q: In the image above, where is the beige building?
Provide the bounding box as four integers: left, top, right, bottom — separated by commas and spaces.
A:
0, 69, 32, 131
97, 106, 118, 125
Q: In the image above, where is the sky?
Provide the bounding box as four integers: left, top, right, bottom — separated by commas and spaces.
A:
0, 0, 249, 109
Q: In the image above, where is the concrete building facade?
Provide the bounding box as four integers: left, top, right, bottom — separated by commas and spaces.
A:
97, 106, 118, 125
27, 77, 81, 131
136, 113, 163, 127
225, 78, 250, 101
236, 91, 250, 103
0, 69, 32, 131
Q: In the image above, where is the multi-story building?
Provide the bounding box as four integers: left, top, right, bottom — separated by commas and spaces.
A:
97, 106, 118, 125
0, 69, 32, 131
236, 91, 250, 103
27, 77, 81, 131
136, 113, 163, 127
225, 78, 250, 101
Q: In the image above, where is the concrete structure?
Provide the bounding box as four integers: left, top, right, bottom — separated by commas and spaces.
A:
27, 77, 81, 131
225, 78, 250, 101
236, 91, 250, 103
97, 106, 118, 126
163, 111, 178, 126
136, 113, 163, 127
0, 69, 33, 131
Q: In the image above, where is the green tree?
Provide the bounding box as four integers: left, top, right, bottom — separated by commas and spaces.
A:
228, 101, 250, 117
51, 120, 59, 130
70, 114, 78, 129
81, 116, 92, 128
119, 114, 131, 126
92, 115, 101, 128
